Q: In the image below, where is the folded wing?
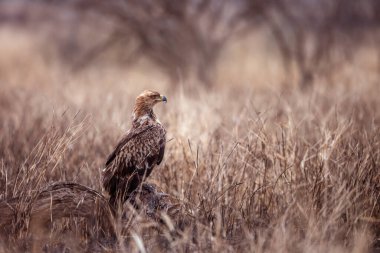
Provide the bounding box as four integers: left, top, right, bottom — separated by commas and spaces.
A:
102, 123, 166, 207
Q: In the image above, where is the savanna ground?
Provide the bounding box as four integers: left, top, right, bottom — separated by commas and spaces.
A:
0, 25, 379, 252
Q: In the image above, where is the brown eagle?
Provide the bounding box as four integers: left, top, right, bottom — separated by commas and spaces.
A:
102, 90, 167, 208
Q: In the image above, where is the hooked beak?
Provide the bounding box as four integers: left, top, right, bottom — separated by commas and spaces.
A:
161, 95, 167, 103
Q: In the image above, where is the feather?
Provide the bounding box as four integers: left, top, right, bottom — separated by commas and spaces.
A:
102, 90, 167, 208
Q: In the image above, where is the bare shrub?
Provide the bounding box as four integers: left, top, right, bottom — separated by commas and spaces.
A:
240, 0, 380, 89
1, 0, 380, 88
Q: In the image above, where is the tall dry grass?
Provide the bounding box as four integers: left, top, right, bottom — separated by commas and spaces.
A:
0, 28, 379, 252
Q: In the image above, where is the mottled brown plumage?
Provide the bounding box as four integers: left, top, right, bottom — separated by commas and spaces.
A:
102, 90, 167, 208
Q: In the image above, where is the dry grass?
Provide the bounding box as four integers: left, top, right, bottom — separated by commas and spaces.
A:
0, 28, 379, 253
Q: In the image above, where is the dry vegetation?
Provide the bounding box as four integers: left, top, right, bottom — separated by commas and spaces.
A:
0, 4, 380, 252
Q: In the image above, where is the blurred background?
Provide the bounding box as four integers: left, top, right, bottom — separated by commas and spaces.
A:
1, 0, 379, 91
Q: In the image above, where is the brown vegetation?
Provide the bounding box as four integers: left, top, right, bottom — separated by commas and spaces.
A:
0, 1, 380, 252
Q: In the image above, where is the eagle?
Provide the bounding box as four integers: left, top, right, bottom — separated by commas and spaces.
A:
102, 90, 167, 208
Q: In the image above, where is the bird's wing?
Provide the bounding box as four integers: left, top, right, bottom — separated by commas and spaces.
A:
156, 134, 166, 165
102, 124, 153, 199
105, 124, 154, 167
102, 123, 165, 200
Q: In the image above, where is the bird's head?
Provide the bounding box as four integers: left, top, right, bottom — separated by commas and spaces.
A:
133, 90, 167, 120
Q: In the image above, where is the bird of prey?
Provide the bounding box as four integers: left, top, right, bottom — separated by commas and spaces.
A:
102, 90, 167, 208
